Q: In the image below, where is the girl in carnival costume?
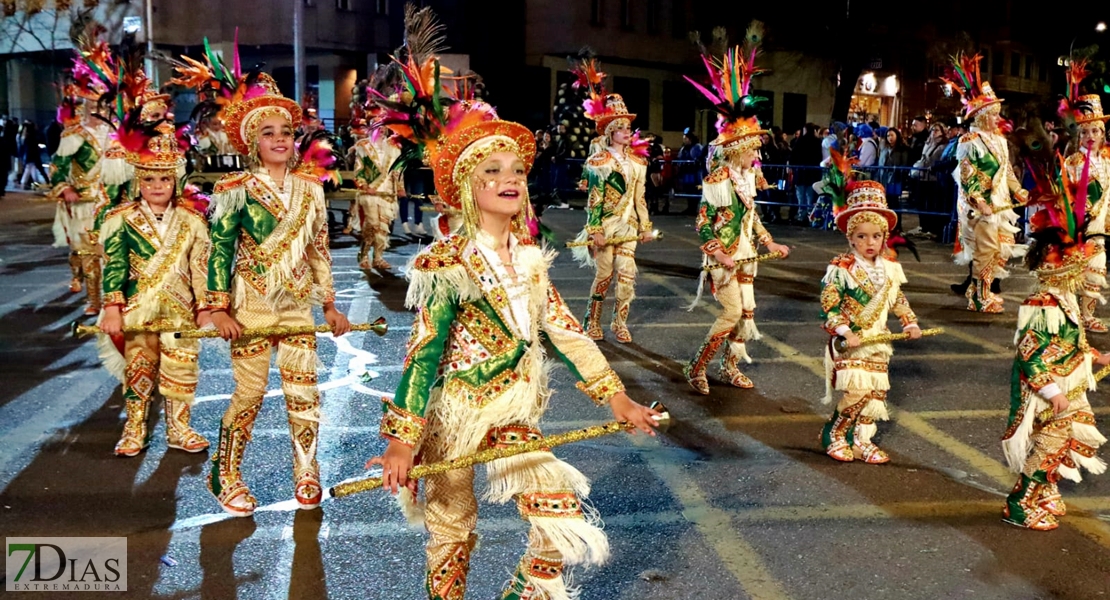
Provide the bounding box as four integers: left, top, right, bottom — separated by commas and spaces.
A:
350, 68, 405, 271
365, 7, 659, 599
1002, 123, 1110, 531
819, 179, 923, 464
96, 110, 211, 457
171, 38, 350, 516
569, 56, 655, 344
681, 21, 791, 395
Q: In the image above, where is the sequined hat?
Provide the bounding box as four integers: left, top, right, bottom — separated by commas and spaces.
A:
835, 180, 898, 233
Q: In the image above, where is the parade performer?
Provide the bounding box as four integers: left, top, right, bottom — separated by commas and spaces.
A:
569, 57, 653, 343
50, 36, 127, 315
682, 24, 791, 394
172, 46, 350, 515
942, 53, 1030, 313
96, 112, 211, 456
1060, 58, 1110, 333
819, 180, 922, 464
350, 75, 403, 271
1003, 144, 1110, 530
366, 8, 659, 598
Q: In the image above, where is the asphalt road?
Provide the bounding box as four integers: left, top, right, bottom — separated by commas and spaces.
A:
2, 191, 1110, 600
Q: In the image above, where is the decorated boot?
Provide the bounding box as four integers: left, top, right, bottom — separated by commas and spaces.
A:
1002, 473, 1059, 531
114, 393, 151, 457
820, 408, 857, 462
719, 339, 754, 389
209, 405, 260, 517
165, 397, 209, 453
684, 331, 729, 395
851, 415, 890, 464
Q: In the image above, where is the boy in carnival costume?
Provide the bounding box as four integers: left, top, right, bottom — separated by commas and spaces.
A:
350, 70, 404, 271
682, 22, 791, 395
942, 53, 1030, 313
569, 57, 655, 344
365, 7, 659, 599
171, 42, 350, 516
819, 179, 923, 464
96, 110, 212, 456
1060, 57, 1110, 333
1002, 127, 1110, 531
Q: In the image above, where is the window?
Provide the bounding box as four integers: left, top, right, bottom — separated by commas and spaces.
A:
375, 0, 387, 14
620, 0, 632, 30
662, 80, 697, 131
671, 0, 686, 39
336, 0, 351, 10
1024, 55, 1032, 79
647, 0, 660, 34
590, 0, 604, 26
991, 49, 1003, 77
1010, 51, 1021, 77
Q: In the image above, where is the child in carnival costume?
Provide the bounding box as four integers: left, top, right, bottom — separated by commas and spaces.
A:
942, 53, 1030, 313
569, 57, 655, 344
364, 7, 660, 598
350, 69, 404, 271
1002, 129, 1110, 531
681, 22, 791, 395
51, 32, 130, 315
819, 179, 923, 464
96, 109, 212, 457
1059, 56, 1110, 333
171, 41, 351, 516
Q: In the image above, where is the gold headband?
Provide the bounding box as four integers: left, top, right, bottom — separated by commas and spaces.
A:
453, 135, 526, 238
846, 211, 890, 237
605, 118, 631, 136
242, 106, 292, 145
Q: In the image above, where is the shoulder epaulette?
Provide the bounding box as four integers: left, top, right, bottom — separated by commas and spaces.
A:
627, 153, 647, 166
412, 235, 466, 271
176, 203, 207, 222
704, 167, 731, 184
104, 201, 138, 221
587, 151, 613, 167
1023, 292, 1060, 308
213, 172, 250, 193
959, 132, 980, 143
830, 253, 856, 270
1065, 152, 1086, 168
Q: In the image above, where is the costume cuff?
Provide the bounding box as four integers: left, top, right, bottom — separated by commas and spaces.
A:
380, 398, 427, 447
1037, 382, 1062, 401
834, 324, 852, 336
758, 233, 773, 247
585, 225, 604, 236
701, 239, 723, 255
1027, 372, 1054, 393
575, 368, 625, 406
825, 317, 850, 334
103, 291, 125, 307
1014, 188, 1030, 204
900, 314, 919, 328
639, 221, 654, 233
205, 291, 231, 311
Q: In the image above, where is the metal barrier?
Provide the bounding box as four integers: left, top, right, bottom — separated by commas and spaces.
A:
548, 158, 960, 244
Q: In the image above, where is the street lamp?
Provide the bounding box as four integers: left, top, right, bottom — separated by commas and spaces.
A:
1097, 21, 1107, 32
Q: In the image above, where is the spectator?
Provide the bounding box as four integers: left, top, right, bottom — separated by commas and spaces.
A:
2, 115, 18, 188
0, 117, 11, 196
551, 122, 570, 208
677, 128, 705, 214
17, 121, 48, 189
790, 123, 824, 224
45, 118, 62, 158
644, 132, 667, 214
908, 115, 929, 162
878, 127, 910, 208
855, 123, 879, 167
530, 129, 555, 211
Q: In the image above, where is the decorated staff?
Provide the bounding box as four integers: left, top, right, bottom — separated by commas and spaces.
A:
681, 21, 791, 395
831, 327, 945, 353
172, 39, 348, 517
942, 52, 1029, 314
564, 230, 662, 248
819, 180, 923, 465
93, 112, 211, 457
568, 53, 654, 344
361, 7, 659, 598
1001, 132, 1110, 532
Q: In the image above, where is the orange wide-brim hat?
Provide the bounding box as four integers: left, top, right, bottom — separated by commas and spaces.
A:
223, 94, 303, 155
430, 120, 537, 210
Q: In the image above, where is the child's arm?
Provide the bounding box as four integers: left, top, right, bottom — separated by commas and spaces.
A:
891, 291, 920, 335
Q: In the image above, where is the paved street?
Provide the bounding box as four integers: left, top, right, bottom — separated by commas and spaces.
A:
3, 191, 1110, 600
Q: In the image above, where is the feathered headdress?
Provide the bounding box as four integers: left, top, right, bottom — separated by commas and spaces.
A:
822, 149, 857, 219
112, 107, 184, 173
169, 31, 301, 154
685, 21, 769, 149
940, 53, 1002, 120
569, 50, 636, 135
1057, 55, 1107, 129
370, 4, 533, 210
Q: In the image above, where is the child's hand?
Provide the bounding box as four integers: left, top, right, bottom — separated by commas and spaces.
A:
100, 306, 123, 336
1050, 393, 1070, 416
766, 241, 791, 258
1097, 352, 1110, 367
904, 325, 922, 340
712, 250, 735, 268
365, 440, 416, 495
843, 332, 862, 348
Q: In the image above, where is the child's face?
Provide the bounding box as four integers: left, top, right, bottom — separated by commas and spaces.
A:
850, 221, 886, 260
139, 172, 176, 205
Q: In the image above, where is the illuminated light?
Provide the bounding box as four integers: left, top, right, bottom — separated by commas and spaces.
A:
860, 72, 877, 93
882, 75, 899, 95
1097, 22, 1107, 32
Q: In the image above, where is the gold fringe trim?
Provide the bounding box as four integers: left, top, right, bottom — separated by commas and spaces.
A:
55, 133, 85, 158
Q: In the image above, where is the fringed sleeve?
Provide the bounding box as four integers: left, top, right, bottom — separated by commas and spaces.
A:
100, 210, 129, 308
820, 261, 852, 335
205, 174, 248, 310
185, 211, 212, 311
305, 184, 336, 305
540, 281, 625, 406
631, 159, 652, 233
